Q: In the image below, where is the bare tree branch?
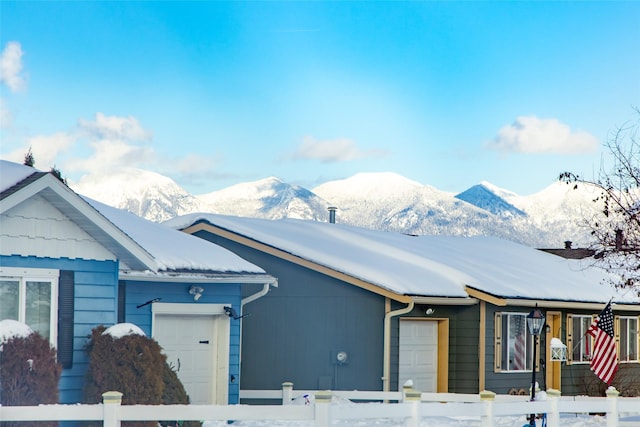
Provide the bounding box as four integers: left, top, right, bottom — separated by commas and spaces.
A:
560, 109, 640, 295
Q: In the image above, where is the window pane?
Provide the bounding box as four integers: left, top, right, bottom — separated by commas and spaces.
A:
502, 314, 530, 371
629, 319, 638, 361
26, 281, 51, 339
580, 317, 593, 362
0, 279, 19, 320
571, 316, 593, 362
572, 318, 582, 361
621, 319, 629, 362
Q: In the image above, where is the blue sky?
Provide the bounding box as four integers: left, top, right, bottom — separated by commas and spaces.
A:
1, 1, 639, 196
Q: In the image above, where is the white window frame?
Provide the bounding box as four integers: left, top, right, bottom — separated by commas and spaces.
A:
499, 312, 533, 372
618, 315, 639, 363
0, 266, 59, 346
570, 314, 595, 364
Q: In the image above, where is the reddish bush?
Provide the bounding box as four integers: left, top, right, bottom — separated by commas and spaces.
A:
0, 329, 61, 427
83, 324, 200, 427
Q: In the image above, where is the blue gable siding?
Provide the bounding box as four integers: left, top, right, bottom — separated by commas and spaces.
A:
0, 255, 119, 404
121, 279, 243, 404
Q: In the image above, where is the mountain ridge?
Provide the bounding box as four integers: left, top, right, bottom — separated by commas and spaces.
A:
70, 169, 603, 249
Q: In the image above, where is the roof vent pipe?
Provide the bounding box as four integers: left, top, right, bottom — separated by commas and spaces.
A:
328, 206, 337, 224
564, 241, 572, 249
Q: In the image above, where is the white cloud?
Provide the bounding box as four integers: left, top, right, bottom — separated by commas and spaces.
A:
293, 136, 388, 163
65, 139, 156, 174
2, 132, 76, 168
78, 112, 153, 141
62, 112, 156, 174
487, 116, 599, 154
0, 42, 26, 92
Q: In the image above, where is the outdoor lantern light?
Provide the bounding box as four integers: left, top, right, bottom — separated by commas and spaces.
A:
550, 337, 567, 362
526, 307, 545, 335
526, 305, 545, 426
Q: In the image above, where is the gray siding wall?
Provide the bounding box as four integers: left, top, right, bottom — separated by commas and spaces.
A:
192, 230, 386, 393
484, 304, 546, 394
558, 308, 640, 396
481, 304, 640, 396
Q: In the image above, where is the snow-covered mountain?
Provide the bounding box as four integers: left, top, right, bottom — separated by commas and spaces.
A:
72, 168, 214, 223
70, 169, 605, 249
455, 182, 526, 218
198, 177, 329, 221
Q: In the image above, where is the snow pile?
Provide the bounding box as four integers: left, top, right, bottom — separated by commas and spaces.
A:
0, 319, 33, 345
102, 323, 145, 338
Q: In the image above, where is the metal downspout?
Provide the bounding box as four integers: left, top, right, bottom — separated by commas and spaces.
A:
382, 299, 415, 392
241, 282, 274, 308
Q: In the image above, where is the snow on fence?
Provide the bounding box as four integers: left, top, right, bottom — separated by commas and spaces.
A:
2, 385, 639, 427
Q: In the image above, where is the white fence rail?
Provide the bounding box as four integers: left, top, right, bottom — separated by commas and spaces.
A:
2, 387, 639, 427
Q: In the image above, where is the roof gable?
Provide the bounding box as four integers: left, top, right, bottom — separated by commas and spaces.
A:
1, 161, 156, 271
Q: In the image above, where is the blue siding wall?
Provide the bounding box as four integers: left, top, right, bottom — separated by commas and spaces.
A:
0, 255, 119, 404
121, 279, 242, 404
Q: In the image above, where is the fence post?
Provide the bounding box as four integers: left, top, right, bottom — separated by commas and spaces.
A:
404, 389, 421, 427
282, 381, 294, 405
606, 387, 620, 427
102, 391, 123, 427
479, 390, 496, 427
314, 391, 332, 427
402, 382, 414, 402
546, 388, 561, 427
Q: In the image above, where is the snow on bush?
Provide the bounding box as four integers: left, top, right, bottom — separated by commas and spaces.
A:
0, 319, 33, 345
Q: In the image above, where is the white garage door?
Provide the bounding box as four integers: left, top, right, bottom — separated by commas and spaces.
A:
154, 313, 216, 404
398, 320, 438, 392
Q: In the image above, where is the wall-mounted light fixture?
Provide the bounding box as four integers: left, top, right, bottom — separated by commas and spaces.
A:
425, 308, 435, 316
188, 285, 204, 301
224, 306, 248, 320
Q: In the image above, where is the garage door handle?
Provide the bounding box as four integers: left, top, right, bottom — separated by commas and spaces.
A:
199, 340, 209, 344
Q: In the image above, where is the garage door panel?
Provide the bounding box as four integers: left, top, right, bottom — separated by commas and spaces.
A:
399, 320, 438, 392
154, 314, 216, 404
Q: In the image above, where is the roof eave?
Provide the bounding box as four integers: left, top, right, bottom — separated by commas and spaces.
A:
465, 286, 640, 311
119, 270, 278, 285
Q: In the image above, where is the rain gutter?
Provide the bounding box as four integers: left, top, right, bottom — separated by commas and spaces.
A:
242, 280, 278, 308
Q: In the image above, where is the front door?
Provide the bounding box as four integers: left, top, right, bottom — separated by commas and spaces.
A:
399, 319, 438, 392
545, 311, 562, 391
154, 313, 216, 404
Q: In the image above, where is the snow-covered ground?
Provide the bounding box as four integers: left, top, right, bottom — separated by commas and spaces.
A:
200, 393, 640, 427
202, 410, 616, 427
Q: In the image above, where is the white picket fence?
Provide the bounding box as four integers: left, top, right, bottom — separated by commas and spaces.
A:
2, 385, 640, 427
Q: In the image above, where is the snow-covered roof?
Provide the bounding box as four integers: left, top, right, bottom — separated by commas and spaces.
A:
0, 160, 38, 191
1, 160, 271, 280
86, 197, 268, 276
166, 213, 639, 304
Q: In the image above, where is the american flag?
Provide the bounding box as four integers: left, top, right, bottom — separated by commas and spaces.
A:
587, 302, 618, 385
512, 315, 527, 370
